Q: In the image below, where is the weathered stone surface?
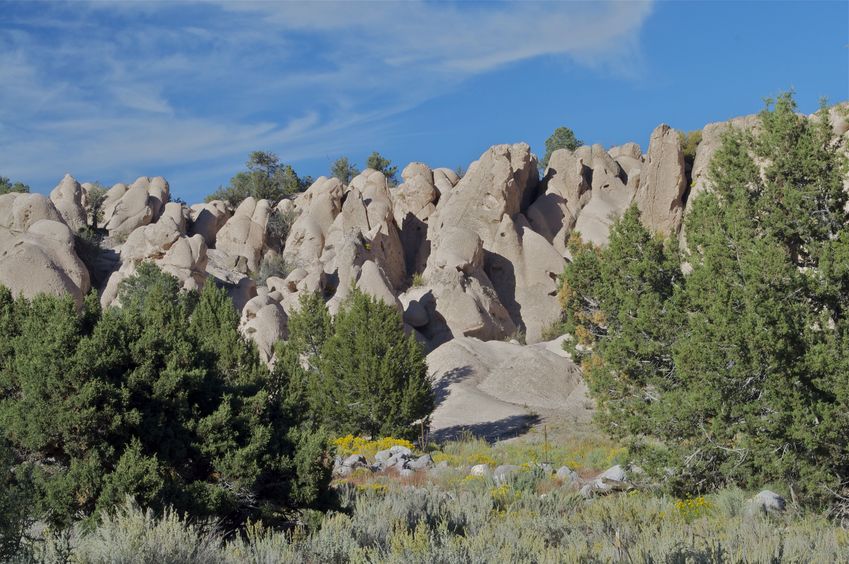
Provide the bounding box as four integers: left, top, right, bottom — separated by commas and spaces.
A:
395, 163, 439, 275
526, 148, 590, 255
0, 192, 64, 231
428, 337, 588, 441
101, 207, 208, 307
49, 174, 88, 231
342, 454, 368, 468
556, 466, 578, 484
430, 143, 538, 247
189, 200, 231, 246
420, 227, 515, 344
469, 464, 491, 477
408, 454, 433, 471
486, 214, 565, 343
240, 293, 287, 365
100, 176, 170, 238
0, 193, 90, 307
635, 125, 687, 237
748, 490, 786, 515
571, 148, 635, 247
356, 259, 401, 310
402, 297, 429, 328
216, 197, 272, 273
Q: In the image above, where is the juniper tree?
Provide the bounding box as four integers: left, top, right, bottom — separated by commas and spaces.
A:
308, 288, 433, 440
0, 264, 330, 527
561, 94, 849, 505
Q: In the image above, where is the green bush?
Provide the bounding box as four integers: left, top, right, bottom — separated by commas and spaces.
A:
84, 182, 109, 228
366, 151, 398, 186
0, 440, 33, 561
678, 129, 703, 175
287, 289, 434, 440
331, 156, 360, 184
0, 177, 30, 195
206, 151, 308, 206
560, 93, 849, 506
541, 126, 583, 168
0, 264, 330, 528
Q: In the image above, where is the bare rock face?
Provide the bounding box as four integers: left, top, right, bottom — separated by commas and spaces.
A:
100, 205, 207, 307
0, 193, 91, 307
356, 259, 402, 310
189, 200, 232, 247
394, 163, 438, 223
205, 249, 257, 312
284, 177, 343, 268
526, 148, 590, 254
100, 176, 170, 238
395, 163, 440, 275
486, 215, 566, 343
215, 197, 272, 273
419, 227, 516, 345
0, 191, 65, 230
427, 337, 587, 441
49, 174, 88, 232
634, 124, 687, 237
351, 169, 406, 290
284, 170, 406, 316
571, 145, 636, 247
609, 143, 644, 189
430, 143, 538, 247
240, 293, 287, 365
432, 167, 460, 196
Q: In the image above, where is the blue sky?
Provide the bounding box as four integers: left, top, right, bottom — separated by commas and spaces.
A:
1, 0, 847, 203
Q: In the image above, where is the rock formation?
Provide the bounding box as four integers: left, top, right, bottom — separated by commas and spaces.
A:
100, 176, 170, 238
100, 202, 207, 307
49, 174, 88, 232
13, 105, 848, 378
215, 197, 271, 273
0, 193, 90, 307
634, 124, 687, 237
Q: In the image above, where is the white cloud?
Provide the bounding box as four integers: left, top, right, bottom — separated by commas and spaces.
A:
0, 1, 654, 199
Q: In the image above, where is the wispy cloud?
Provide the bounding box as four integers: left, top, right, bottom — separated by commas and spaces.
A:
0, 0, 653, 199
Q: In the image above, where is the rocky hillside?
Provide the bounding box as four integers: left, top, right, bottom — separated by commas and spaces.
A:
2, 105, 847, 374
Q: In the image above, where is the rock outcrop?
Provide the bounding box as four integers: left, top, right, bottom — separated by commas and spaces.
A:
189, 200, 232, 247
49, 174, 88, 232
634, 124, 687, 237
100, 202, 207, 307
486, 215, 565, 343
100, 176, 170, 238
427, 336, 588, 441
215, 197, 271, 273
240, 292, 287, 365
419, 226, 515, 344
0, 192, 91, 307
429, 143, 538, 247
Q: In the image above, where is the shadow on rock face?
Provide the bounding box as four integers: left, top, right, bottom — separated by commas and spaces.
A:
432, 365, 473, 408
430, 413, 541, 444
